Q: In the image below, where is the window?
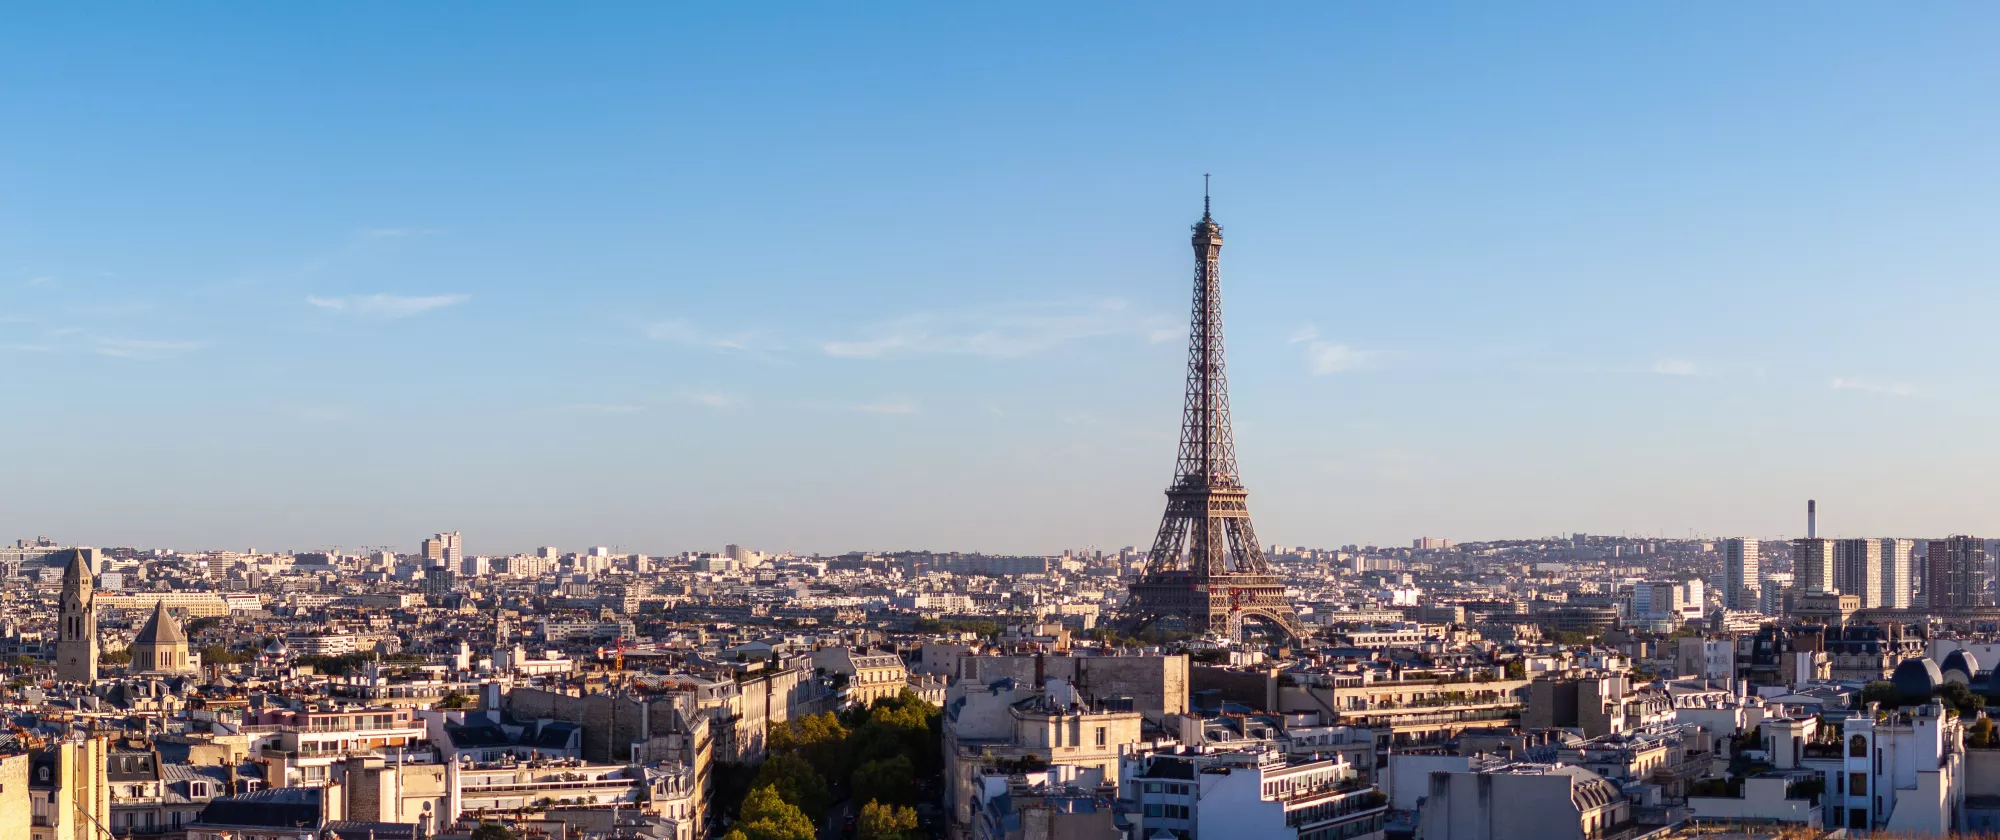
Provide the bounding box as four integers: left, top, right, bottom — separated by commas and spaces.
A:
1850, 734, 1867, 758
1850, 773, 1866, 797
1145, 804, 1162, 817
1096, 727, 1107, 747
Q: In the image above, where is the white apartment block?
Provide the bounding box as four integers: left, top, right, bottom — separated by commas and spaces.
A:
1722, 539, 1760, 611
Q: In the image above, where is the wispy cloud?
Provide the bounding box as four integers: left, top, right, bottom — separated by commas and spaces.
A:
822, 299, 1175, 359
1289, 325, 1376, 375
645, 319, 780, 354
307, 293, 469, 319
92, 337, 204, 359
678, 391, 745, 411
23, 275, 55, 286
1653, 358, 1700, 376
562, 403, 645, 414
1830, 377, 1915, 397
7, 344, 54, 353
852, 399, 918, 415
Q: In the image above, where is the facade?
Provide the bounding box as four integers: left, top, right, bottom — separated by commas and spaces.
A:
421, 531, 463, 564
1926, 535, 1989, 609
1674, 637, 1735, 683
98, 592, 233, 618
1124, 748, 1385, 840
29, 738, 111, 840
812, 647, 911, 708
55, 549, 98, 683
943, 678, 1145, 830
454, 760, 696, 824
1823, 624, 1925, 682
1632, 580, 1703, 624
1794, 538, 1836, 597
1801, 701, 1964, 832
1418, 763, 1630, 840
1834, 538, 1884, 606
241, 707, 433, 787
1523, 674, 1674, 738
1880, 538, 1915, 609
1721, 539, 1760, 612
967, 770, 1119, 840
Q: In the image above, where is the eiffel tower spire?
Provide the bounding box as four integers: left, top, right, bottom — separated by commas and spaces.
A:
1122, 187, 1305, 639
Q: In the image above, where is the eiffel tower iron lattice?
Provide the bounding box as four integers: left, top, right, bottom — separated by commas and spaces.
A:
1121, 189, 1308, 640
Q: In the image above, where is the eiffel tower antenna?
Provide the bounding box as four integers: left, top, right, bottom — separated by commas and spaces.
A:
1121, 184, 1306, 640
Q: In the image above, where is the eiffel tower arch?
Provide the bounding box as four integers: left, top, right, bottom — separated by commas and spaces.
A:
1120, 187, 1308, 641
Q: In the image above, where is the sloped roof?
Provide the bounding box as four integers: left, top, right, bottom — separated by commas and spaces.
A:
192, 787, 321, 829
135, 600, 188, 646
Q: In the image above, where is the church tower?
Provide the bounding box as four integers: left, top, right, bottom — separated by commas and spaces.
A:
56, 548, 98, 682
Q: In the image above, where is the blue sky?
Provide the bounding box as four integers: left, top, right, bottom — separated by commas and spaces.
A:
4, 5, 1998, 556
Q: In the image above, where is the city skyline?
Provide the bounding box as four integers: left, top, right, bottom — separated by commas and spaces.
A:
7, 5, 2000, 553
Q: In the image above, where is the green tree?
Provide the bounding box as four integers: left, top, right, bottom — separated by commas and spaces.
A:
1937, 682, 1984, 717
857, 800, 918, 840
852, 755, 917, 807
720, 832, 750, 840
438, 691, 473, 710
1503, 661, 1525, 680
470, 823, 516, 840
1968, 716, 1996, 749
734, 786, 816, 840
852, 691, 940, 776
792, 712, 851, 778
199, 645, 247, 665
1859, 681, 1900, 709
752, 753, 830, 822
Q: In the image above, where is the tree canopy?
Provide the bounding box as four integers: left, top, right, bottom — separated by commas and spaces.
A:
1858, 681, 1900, 708
858, 800, 918, 840
751, 753, 830, 823
734, 786, 816, 840
853, 754, 917, 808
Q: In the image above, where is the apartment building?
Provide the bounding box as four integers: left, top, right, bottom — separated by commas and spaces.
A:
1122, 747, 1387, 840
942, 678, 1145, 830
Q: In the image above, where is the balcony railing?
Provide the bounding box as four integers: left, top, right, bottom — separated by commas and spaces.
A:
462, 779, 639, 794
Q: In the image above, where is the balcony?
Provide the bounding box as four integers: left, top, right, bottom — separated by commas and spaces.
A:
1342, 706, 1518, 729
1285, 789, 1389, 829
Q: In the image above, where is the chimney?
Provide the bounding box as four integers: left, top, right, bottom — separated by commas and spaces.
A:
1807, 500, 1817, 539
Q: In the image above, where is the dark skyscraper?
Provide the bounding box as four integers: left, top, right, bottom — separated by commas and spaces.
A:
1121, 189, 1304, 639
1926, 535, 1990, 609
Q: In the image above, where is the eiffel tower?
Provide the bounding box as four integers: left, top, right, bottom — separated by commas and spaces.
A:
1122, 185, 1308, 640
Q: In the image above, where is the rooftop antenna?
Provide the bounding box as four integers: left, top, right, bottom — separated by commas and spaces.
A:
1203, 173, 1211, 217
